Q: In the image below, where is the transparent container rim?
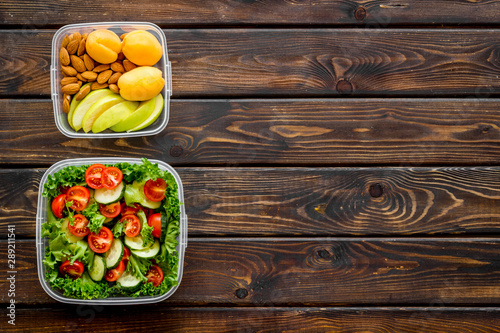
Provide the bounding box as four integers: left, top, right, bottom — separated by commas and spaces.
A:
51, 22, 172, 139
36, 157, 187, 305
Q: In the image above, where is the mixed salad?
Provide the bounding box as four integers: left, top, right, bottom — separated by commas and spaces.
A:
41, 158, 181, 300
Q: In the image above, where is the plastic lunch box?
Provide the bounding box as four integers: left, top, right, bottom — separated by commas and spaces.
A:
36, 158, 187, 305
51, 22, 172, 138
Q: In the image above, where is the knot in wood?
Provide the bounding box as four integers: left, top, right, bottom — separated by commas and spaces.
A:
336, 79, 353, 94
169, 145, 183, 157
354, 7, 367, 21
369, 183, 384, 198
235, 288, 248, 299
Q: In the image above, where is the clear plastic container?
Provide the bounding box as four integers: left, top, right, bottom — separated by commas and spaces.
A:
36, 158, 187, 305
51, 22, 172, 138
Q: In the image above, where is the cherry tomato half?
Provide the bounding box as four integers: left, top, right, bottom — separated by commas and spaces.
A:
85, 164, 106, 189
88, 226, 113, 253
121, 202, 139, 216
146, 265, 164, 287
99, 202, 122, 218
144, 178, 167, 202
122, 246, 131, 264
68, 214, 90, 237
66, 186, 90, 211
102, 167, 123, 190
59, 260, 84, 278
51, 194, 67, 219
147, 213, 161, 238
104, 260, 126, 282
121, 215, 141, 237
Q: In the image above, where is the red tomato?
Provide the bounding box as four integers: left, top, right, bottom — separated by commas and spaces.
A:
144, 178, 167, 202
121, 215, 141, 237
122, 246, 131, 264
104, 260, 125, 282
102, 167, 123, 190
59, 260, 84, 278
121, 202, 139, 216
85, 164, 106, 189
146, 265, 164, 287
99, 202, 121, 218
147, 213, 161, 238
51, 194, 67, 218
68, 214, 90, 237
66, 186, 90, 211
88, 226, 113, 253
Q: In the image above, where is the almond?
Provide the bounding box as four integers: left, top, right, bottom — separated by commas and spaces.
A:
66, 40, 79, 55
81, 71, 98, 81
108, 72, 122, 84
61, 35, 70, 48
91, 82, 108, 90
82, 33, 88, 40
61, 65, 77, 77
93, 64, 110, 73
123, 60, 137, 72
76, 73, 87, 82
108, 84, 120, 94
75, 84, 91, 101
77, 39, 86, 56
70, 55, 86, 73
110, 62, 125, 73
97, 70, 113, 84
61, 76, 78, 86
83, 54, 95, 71
63, 95, 71, 113
117, 52, 125, 61
60, 47, 70, 66
61, 83, 81, 95
120, 33, 128, 40
71, 32, 82, 44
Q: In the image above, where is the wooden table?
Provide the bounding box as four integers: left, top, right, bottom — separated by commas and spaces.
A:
2, 1, 500, 331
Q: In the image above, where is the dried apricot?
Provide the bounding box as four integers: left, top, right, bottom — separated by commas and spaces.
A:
121, 30, 162, 66
117, 66, 164, 101
85, 30, 122, 64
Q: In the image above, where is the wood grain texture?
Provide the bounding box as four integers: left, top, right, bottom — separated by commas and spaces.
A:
4, 239, 500, 305
1, 0, 500, 26
2, 99, 500, 166
4, 166, 500, 238
6, 307, 500, 332
2, 29, 500, 97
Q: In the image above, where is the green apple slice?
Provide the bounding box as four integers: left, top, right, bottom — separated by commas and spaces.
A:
71, 89, 115, 132
81, 94, 124, 133
110, 97, 156, 132
127, 93, 164, 132
92, 101, 140, 133
67, 83, 91, 129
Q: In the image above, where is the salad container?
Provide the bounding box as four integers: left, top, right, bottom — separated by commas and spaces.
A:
51, 22, 172, 138
36, 158, 187, 305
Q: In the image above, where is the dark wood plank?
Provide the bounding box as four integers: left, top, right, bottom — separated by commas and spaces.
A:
4, 239, 500, 305
2, 29, 500, 97
5, 166, 500, 238
1, 0, 500, 26
7, 307, 500, 332
2, 99, 500, 166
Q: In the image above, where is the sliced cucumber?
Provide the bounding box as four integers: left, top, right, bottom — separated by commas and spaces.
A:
61, 218, 84, 243
94, 181, 125, 205
116, 270, 142, 290
104, 238, 124, 269
131, 239, 160, 259
124, 181, 162, 209
89, 255, 106, 282
160, 212, 168, 243
124, 235, 147, 250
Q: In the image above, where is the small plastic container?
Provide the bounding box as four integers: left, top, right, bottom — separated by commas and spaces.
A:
51, 22, 172, 138
36, 158, 187, 305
